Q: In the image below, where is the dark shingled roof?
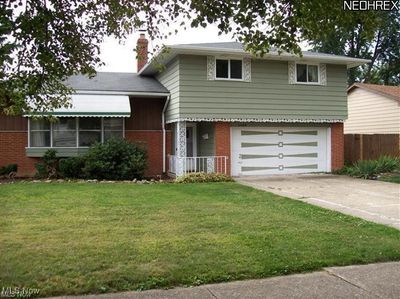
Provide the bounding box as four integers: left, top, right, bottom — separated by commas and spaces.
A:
66, 72, 169, 94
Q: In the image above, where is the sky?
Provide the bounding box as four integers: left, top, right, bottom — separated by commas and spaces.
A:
98, 24, 234, 73
98, 23, 312, 73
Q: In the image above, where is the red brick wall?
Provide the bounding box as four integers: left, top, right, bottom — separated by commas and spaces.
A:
0, 132, 39, 176
0, 130, 172, 178
0, 96, 170, 177
125, 130, 171, 177
214, 122, 231, 175
331, 122, 344, 170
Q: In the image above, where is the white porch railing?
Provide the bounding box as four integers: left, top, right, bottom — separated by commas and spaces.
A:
168, 155, 228, 176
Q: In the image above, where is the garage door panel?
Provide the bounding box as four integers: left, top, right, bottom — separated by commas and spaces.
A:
240, 134, 321, 143
234, 147, 322, 156
240, 166, 320, 175
232, 126, 330, 176
240, 157, 324, 166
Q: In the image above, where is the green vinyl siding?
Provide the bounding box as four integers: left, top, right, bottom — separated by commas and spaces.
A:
156, 57, 180, 121
171, 55, 348, 122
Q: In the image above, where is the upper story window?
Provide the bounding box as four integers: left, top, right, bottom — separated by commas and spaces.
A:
29, 117, 124, 148
215, 59, 243, 80
296, 63, 320, 84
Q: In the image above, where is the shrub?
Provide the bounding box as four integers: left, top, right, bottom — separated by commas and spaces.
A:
59, 157, 86, 179
337, 155, 400, 180
0, 163, 18, 177
34, 149, 59, 179
83, 139, 147, 180
175, 172, 234, 183
352, 159, 379, 179
376, 156, 400, 173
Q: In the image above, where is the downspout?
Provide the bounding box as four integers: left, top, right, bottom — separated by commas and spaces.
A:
162, 95, 171, 174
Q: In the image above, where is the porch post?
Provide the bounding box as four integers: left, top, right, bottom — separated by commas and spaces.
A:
175, 121, 187, 176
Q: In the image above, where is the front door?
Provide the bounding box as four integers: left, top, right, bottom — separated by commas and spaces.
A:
186, 126, 194, 157
186, 124, 197, 171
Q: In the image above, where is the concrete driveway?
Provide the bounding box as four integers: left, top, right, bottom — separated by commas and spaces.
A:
236, 174, 400, 229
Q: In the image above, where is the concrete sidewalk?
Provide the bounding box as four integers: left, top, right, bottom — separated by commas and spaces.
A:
48, 262, 400, 299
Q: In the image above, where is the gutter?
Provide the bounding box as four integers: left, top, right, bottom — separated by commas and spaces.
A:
139, 46, 371, 75
74, 90, 170, 97
162, 95, 171, 174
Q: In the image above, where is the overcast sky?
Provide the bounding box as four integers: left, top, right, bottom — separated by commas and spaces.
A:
98, 24, 234, 73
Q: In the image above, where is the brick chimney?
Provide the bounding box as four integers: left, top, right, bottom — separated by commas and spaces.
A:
137, 33, 148, 72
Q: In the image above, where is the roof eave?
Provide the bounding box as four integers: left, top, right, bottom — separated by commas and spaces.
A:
139, 45, 371, 75
73, 90, 170, 97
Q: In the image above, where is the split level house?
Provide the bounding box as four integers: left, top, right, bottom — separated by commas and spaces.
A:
0, 34, 369, 177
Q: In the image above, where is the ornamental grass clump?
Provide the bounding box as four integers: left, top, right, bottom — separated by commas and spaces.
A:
339, 155, 400, 180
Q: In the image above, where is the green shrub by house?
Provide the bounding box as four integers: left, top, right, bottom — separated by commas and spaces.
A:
59, 157, 86, 179
83, 139, 147, 180
34, 149, 59, 179
0, 163, 18, 176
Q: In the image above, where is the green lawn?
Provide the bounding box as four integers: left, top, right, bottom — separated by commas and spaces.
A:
1, 182, 399, 297
379, 174, 400, 184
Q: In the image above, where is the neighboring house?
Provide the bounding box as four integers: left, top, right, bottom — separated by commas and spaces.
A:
345, 83, 400, 134
0, 34, 369, 177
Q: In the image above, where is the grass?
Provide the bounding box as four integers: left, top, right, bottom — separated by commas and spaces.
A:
1, 182, 399, 297
379, 173, 400, 184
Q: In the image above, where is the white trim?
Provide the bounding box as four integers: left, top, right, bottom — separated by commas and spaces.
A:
27, 118, 30, 147
162, 95, 171, 173
50, 122, 53, 147
166, 117, 345, 124
214, 57, 244, 81
230, 126, 234, 176
73, 90, 170, 97
326, 127, 332, 172
76, 118, 79, 148
295, 62, 321, 85
139, 45, 370, 75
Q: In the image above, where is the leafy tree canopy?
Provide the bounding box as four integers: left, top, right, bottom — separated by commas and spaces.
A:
310, 9, 400, 85
0, 0, 385, 115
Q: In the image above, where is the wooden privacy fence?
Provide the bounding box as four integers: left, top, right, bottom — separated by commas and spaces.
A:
344, 134, 400, 164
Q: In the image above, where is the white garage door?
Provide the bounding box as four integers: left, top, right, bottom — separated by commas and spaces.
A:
231, 127, 331, 176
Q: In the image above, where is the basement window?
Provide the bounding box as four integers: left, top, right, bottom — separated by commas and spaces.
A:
216, 59, 243, 80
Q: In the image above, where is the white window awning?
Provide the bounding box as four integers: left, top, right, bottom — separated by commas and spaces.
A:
27, 94, 131, 117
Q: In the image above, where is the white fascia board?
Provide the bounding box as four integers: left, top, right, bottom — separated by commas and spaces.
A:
74, 90, 170, 97
139, 45, 370, 75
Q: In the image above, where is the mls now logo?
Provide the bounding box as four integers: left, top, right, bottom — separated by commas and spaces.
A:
343, 0, 400, 10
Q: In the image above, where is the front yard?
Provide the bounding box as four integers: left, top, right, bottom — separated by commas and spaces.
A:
1, 182, 399, 297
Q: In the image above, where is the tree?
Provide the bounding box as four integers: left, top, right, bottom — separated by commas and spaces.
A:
0, 0, 383, 115
310, 10, 400, 85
